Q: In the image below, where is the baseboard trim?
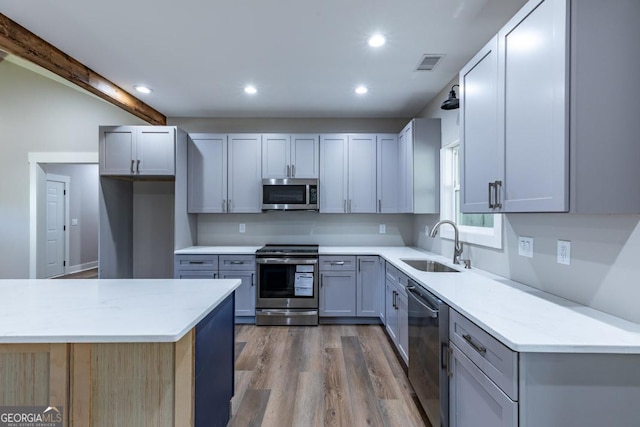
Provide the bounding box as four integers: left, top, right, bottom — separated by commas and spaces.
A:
67, 261, 98, 274
319, 317, 383, 325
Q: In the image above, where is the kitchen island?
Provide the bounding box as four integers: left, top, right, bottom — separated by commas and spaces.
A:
0, 278, 240, 427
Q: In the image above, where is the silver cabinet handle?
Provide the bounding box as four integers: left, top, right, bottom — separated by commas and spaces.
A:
320, 273, 323, 287
392, 290, 397, 309
445, 344, 453, 377
488, 182, 494, 209
222, 200, 226, 213
136, 159, 140, 174
348, 199, 352, 213
214, 273, 218, 279
228, 199, 232, 212
494, 180, 503, 209
287, 165, 291, 177
130, 159, 135, 174
291, 164, 295, 177
378, 199, 382, 213
344, 199, 347, 213
229, 260, 244, 265
251, 273, 255, 287
358, 259, 361, 272
463, 333, 487, 355
330, 261, 345, 266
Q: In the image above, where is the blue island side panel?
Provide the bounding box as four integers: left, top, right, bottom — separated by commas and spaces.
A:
195, 292, 235, 427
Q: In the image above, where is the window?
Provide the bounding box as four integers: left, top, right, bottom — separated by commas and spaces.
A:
439, 141, 502, 249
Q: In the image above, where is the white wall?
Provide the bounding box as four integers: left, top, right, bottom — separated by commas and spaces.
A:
0, 58, 146, 279
415, 78, 640, 324
43, 164, 99, 269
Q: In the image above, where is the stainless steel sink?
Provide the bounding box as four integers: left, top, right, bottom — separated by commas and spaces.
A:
400, 259, 460, 273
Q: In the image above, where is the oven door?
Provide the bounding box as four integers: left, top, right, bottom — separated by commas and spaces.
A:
256, 258, 318, 309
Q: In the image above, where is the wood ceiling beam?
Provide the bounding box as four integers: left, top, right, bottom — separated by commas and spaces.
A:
0, 13, 166, 125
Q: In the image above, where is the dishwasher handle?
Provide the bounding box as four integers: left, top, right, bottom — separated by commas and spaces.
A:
407, 286, 438, 318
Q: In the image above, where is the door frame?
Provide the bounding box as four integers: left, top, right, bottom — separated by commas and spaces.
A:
45, 174, 70, 278
28, 152, 98, 279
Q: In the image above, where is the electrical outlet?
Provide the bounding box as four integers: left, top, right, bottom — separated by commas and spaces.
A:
518, 236, 534, 258
71, 218, 78, 226
379, 224, 386, 234
557, 240, 571, 265
239, 223, 245, 233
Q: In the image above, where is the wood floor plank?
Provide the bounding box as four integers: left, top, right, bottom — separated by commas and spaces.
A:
228, 389, 270, 427
341, 336, 386, 427
356, 325, 403, 400
260, 328, 304, 427
292, 371, 324, 426
379, 399, 426, 427
323, 325, 344, 349
248, 327, 288, 389
323, 347, 355, 426
300, 325, 323, 373
235, 342, 246, 362
231, 370, 252, 417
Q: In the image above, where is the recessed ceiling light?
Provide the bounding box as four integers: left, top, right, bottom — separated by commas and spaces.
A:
244, 85, 258, 95
355, 86, 368, 95
134, 85, 152, 94
368, 34, 386, 48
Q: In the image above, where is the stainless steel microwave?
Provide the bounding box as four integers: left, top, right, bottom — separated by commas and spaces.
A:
262, 178, 319, 211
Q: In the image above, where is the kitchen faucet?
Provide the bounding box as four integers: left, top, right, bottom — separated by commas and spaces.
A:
429, 220, 463, 265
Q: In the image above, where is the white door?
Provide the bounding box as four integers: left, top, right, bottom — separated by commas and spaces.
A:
46, 179, 66, 277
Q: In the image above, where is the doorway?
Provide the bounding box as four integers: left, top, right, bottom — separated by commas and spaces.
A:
45, 174, 69, 277
29, 152, 99, 279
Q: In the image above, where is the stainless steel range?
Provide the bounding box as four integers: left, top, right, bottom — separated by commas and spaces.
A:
255, 244, 319, 326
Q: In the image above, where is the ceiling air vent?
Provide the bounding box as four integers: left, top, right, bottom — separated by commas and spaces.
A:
416, 54, 444, 71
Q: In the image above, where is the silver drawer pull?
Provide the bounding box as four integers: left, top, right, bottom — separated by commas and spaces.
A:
463, 334, 487, 355
188, 261, 205, 265
229, 261, 245, 265
330, 261, 345, 265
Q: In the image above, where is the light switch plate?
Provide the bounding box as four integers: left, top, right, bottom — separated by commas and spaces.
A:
379, 224, 386, 234
557, 240, 571, 265
71, 218, 78, 226
239, 224, 245, 233
518, 236, 534, 258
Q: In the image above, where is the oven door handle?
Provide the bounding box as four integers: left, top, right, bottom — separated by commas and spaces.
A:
256, 258, 318, 265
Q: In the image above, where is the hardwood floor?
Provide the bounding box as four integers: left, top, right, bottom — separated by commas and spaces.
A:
229, 325, 429, 427
52, 268, 98, 279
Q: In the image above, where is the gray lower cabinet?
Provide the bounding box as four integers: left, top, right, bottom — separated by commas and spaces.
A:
175, 254, 256, 320
319, 270, 357, 317
356, 256, 383, 318
218, 255, 256, 318
449, 308, 640, 426
384, 262, 408, 364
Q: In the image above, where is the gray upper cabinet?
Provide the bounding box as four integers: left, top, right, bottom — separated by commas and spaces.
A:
188, 133, 261, 213
460, 36, 501, 214
100, 126, 175, 176
188, 134, 227, 213
262, 134, 319, 179
462, 0, 640, 213
319, 134, 377, 213
377, 134, 399, 213
398, 119, 441, 214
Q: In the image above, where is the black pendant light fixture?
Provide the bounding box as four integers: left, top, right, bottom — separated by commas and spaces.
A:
440, 84, 460, 110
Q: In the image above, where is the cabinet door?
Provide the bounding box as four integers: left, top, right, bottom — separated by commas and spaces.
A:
136, 127, 175, 176
398, 123, 414, 213
348, 134, 377, 213
356, 256, 380, 317
262, 134, 290, 179
320, 134, 348, 213
460, 36, 502, 213
100, 126, 135, 175
220, 271, 255, 317
377, 134, 399, 213
228, 134, 262, 213
449, 343, 517, 427
397, 291, 409, 364
385, 280, 398, 343
319, 271, 356, 317
291, 134, 320, 178
188, 134, 227, 213
498, 0, 568, 212
377, 258, 386, 322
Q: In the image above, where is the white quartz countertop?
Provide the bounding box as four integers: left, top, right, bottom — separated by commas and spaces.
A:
0, 279, 240, 344
175, 245, 640, 354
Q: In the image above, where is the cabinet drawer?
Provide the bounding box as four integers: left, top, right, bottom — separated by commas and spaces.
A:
396, 272, 409, 297
450, 309, 518, 401
385, 263, 399, 284
176, 271, 218, 279
219, 255, 255, 271
175, 255, 218, 271
320, 256, 356, 271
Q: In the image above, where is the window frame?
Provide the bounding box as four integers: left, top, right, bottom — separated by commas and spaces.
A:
439, 140, 503, 249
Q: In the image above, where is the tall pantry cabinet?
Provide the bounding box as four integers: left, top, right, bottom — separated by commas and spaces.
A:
99, 126, 196, 279
460, 0, 640, 214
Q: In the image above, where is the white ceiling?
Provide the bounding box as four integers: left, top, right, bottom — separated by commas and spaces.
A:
1, 0, 527, 119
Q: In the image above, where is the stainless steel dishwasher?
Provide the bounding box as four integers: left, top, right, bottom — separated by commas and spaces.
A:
407, 280, 449, 427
